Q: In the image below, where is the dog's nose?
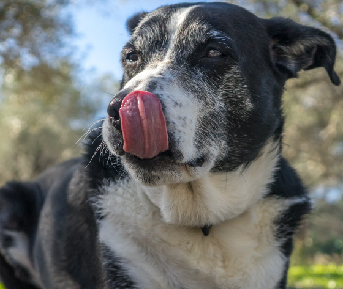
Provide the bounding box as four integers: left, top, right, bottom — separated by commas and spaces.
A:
107, 91, 128, 131
107, 99, 120, 120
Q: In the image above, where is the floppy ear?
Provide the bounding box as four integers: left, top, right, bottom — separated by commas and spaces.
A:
126, 12, 148, 35
265, 17, 341, 86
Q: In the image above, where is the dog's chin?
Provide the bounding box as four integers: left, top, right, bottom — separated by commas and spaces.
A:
102, 118, 212, 186
122, 153, 213, 186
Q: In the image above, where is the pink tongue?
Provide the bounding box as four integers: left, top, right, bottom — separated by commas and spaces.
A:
119, 91, 169, 159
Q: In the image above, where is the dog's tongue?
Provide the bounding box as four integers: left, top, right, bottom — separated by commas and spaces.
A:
119, 91, 169, 159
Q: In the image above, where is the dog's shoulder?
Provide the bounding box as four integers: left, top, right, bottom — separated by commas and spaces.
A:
268, 157, 312, 247
34, 130, 132, 289
265, 157, 312, 288
267, 157, 312, 255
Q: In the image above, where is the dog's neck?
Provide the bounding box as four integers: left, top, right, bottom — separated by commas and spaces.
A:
97, 146, 287, 289
143, 140, 280, 228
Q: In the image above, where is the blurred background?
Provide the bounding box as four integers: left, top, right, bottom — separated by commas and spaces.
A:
0, 0, 342, 288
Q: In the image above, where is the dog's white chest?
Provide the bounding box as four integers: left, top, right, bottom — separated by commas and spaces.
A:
98, 180, 286, 289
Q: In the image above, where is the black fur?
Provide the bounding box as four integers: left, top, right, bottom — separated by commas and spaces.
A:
268, 157, 312, 288
126, 12, 148, 35
0, 253, 38, 289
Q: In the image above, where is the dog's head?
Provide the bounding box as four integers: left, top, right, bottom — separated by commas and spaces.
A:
103, 2, 340, 186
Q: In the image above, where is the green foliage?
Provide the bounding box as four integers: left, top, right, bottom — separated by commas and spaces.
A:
0, 61, 98, 182
0, 0, 73, 72
232, 0, 343, 39
291, 199, 343, 265
288, 264, 343, 289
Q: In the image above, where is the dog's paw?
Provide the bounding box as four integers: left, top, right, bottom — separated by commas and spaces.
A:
0, 181, 41, 283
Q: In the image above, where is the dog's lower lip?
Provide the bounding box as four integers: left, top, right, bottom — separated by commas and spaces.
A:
186, 156, 206, 167
158, 150, 173, 157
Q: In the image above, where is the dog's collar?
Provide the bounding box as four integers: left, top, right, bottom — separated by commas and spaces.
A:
201, 225, 212, 236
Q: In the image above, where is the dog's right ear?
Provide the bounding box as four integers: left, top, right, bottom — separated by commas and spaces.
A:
127, 12, 148, 35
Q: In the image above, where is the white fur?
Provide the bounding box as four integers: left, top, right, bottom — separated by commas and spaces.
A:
165, 7, 197, 59
96, 140, 294, 289
167, 7, 195, 39
97, 181, 301, 289
145, 140, 279, 226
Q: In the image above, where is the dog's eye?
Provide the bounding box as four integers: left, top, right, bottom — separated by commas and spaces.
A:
126, 52, 139, 63
206, 49, 223, 58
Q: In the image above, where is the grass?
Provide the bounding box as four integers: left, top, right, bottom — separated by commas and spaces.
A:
288, 264, 343, 289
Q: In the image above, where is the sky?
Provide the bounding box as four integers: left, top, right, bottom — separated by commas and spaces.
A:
71, 0, 212, 80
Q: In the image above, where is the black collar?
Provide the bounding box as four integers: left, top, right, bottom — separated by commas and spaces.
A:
201, 225, 212, 236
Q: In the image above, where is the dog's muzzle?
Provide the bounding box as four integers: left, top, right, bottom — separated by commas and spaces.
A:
107, 91, 169, 159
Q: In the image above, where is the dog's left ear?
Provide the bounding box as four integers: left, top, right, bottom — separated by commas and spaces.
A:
127, 12, 148, 35
265, 17, 341, 85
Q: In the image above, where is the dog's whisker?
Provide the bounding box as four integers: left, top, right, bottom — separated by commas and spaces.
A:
86, 141, 105, 168
97, 86, 117, 97
91, 133, 103, 145
76, 127, 103, 146
83, 119, 106, 132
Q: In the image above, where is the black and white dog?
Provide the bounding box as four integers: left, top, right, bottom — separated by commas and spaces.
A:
0, 2, 341, 289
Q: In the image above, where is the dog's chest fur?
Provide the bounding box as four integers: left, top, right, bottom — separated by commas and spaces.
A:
98, 177, 296, 289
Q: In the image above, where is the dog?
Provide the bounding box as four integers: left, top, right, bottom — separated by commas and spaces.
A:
0, 2, 341, 289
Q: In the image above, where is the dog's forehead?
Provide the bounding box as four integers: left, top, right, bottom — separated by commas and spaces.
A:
131, 3, 257, 49
132, 6, 207, 48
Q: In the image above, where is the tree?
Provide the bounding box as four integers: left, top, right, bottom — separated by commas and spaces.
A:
0, 0, 73, 74
0, 0, 100, 184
